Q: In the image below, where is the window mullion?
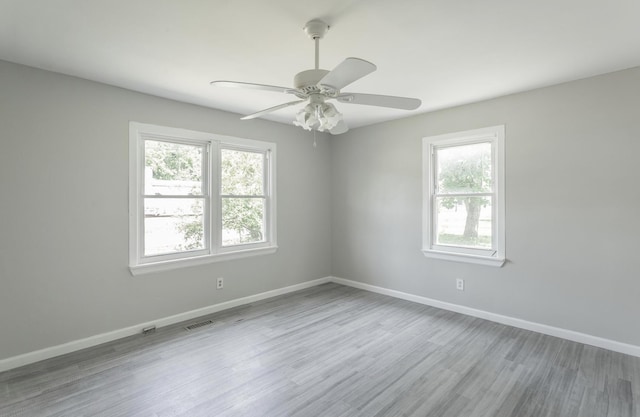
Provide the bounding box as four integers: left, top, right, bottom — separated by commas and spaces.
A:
210, 141, 220, 254
433, 192, 494, 198
143, 194, 206, 199
263, 150, 270, 242
203, 142, 211, 254
220, 194, 266, 199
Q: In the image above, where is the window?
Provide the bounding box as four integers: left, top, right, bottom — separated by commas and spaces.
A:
220, 148, 267, 247
129, 122, 276, 275
422, 125, 505, 267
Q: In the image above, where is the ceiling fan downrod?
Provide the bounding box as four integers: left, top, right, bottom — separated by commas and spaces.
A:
303, 20, 329, 70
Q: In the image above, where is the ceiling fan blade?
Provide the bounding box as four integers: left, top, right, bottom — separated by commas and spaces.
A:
240, 100, 306, 120
329, 120, 349, 135
336, 93, 421, 110
319, 58, 376, 90
211, 80, 297, 95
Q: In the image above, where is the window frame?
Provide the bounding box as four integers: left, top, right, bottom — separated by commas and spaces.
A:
422, 125, 505, 267
129, 122, 277, 275
217, 144, 272, 252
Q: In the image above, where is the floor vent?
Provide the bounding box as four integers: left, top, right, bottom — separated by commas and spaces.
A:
185, 319, 213, 331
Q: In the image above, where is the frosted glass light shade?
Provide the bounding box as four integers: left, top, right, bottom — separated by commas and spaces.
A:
293, 102, 342, 132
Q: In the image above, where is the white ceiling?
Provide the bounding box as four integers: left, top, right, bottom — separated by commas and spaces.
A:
1, 0, 639, 130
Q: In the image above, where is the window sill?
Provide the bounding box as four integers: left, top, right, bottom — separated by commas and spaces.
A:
422, 249, 505, 267
130, 246, 278, 276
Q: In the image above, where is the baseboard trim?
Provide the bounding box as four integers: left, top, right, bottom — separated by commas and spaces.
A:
330, 276, 640, 358
0, 277, 332, 373
3, 275, 637, 372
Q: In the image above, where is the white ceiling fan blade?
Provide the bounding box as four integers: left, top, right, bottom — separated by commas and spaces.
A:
336, 93, 421, 110
241, 100, 306, 120
211, 80, 297, 95
329, 120, 349, 135
319, 58, 377, 90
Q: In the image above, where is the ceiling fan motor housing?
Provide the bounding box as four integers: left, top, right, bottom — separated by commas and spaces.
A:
294, 69, 332, 94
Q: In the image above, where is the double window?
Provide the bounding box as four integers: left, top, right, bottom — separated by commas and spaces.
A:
422, 125, 505, 266
129, 123, 276, 274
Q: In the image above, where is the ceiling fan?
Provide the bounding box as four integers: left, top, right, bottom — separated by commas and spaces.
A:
210, 19, 422, 135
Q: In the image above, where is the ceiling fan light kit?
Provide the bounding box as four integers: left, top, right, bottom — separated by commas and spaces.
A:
210, 19, 421, 135
294, 101, 342, 132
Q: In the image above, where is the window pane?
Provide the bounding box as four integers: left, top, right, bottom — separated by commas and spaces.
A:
436, 142, 492, 194
221, 149, 264, 196
145, 140, 203, 195
435, 196, 492, 249
144, 198, 205, 255
221, 198, 265, 246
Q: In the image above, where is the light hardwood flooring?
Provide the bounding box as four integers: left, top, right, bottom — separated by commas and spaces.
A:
1, 283, 639, 416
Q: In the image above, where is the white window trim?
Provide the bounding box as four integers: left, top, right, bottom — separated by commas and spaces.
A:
129, 122, 277, 276
422, 125, 505, 267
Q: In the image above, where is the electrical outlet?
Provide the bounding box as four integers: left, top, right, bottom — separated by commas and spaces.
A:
216, 277, 224, 290
456, 278, 464, 291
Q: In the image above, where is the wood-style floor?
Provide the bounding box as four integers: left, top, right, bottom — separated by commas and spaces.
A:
1, 283, 639, 416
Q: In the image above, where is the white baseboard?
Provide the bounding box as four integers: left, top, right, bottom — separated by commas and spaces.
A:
330, 276, 640, 358
3, 275, 637, 373
0, 277, 332, 373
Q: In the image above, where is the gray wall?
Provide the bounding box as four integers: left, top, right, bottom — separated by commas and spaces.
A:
2, 58, 639, 362
0, 60, 332, 360
331, 66, 640, 346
